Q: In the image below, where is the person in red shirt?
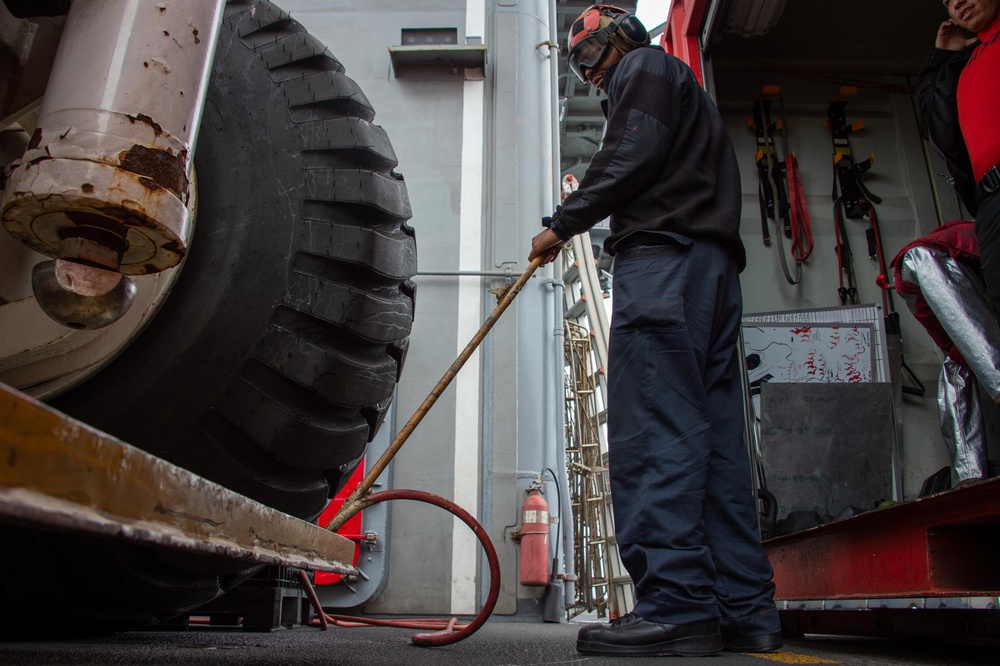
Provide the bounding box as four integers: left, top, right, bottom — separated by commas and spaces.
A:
918, 0, 1000, 324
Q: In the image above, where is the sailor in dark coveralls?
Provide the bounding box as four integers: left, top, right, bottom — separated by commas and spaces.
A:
528, 4, 781, 658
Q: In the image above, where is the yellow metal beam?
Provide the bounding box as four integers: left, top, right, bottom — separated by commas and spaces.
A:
0, 382, 355, 574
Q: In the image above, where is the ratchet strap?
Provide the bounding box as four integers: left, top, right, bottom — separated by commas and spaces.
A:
749, 86, 812, 284
825, 88, 922, 395
827, 86, 881, 218
750, 88, 787, 244
827, 86, 879, 305
786, 152, 813, 262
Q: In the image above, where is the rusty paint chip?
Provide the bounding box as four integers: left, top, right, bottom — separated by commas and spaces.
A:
138, 176, 162, 191
126, 113, 164, 136
119, 145, 188, 198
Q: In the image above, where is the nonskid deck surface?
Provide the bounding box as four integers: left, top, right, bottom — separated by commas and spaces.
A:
1, 620, 996, 666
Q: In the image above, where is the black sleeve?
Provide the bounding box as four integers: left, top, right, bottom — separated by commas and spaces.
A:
548, 53, 673, 240
916, 46, 978, 213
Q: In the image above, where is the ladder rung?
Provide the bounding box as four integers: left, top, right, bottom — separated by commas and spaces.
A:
566, 299, 587, 319
563, 233, 634, 617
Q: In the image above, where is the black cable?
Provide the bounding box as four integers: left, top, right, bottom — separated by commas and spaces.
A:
541, 467, 563, 574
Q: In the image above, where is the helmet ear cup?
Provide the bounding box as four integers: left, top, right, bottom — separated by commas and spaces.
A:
617, 14, 649, 47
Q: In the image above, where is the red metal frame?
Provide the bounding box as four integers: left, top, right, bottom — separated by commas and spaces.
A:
660, 0, 708, 86
780, 607, 1000, 641
765, 478, 1000, 600
314, 462, 366, 585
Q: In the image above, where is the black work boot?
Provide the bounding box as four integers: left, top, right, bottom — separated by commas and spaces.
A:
576, 612, 723, 657
721, 629, 783, 653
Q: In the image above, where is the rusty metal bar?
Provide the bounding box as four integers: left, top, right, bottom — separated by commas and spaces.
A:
0, 382, 356, 574
327, 256, 545, 532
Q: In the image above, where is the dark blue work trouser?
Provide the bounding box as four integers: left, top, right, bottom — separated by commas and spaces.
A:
975, 191, 1000, 326
607, 233, 779, 635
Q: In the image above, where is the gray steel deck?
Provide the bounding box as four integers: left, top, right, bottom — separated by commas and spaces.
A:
1, 618, 996, 665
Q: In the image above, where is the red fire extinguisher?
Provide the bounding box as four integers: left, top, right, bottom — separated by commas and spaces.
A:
518, 487, 550, 587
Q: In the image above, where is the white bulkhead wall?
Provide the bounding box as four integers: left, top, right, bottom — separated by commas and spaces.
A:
280, 0, 562, 616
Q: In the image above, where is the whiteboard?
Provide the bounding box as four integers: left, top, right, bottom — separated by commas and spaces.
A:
740, 303, 902, 509
742, 303, 890, 382
743, 323, 875, 385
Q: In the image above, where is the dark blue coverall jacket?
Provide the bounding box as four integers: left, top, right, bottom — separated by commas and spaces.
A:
548, 45, 779, 634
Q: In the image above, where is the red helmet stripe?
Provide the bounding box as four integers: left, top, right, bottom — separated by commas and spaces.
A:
569, 4, 628, 50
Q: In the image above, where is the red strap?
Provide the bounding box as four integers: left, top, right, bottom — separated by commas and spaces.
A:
785, 154, 813, 262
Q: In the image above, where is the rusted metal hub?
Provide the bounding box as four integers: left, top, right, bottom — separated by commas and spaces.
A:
1, 131, 191, 276
1, 120, 193, 328
0, 0, 225, 328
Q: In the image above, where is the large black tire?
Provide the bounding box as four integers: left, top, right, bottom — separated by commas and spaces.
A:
56, 0, 416, 518
1, 0, 415, 630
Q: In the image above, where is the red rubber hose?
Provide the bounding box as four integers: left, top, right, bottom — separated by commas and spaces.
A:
303, 488, 501, 647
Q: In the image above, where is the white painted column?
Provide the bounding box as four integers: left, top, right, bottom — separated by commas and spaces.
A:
451, 0, 486, 615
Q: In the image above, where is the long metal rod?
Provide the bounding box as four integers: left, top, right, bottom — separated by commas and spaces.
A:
327, 256, 544, 532
416, 270, 514, 277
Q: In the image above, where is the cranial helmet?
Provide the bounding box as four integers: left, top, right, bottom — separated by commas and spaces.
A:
567, 4, 650, 84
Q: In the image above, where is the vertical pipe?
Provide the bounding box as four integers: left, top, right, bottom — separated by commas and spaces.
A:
546, 0, 575, 614
490, 0, 558, 614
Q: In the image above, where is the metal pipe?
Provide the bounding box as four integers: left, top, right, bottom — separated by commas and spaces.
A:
540, 274, 560, 576
540, 274, 575, 612
416, 270, 514, 277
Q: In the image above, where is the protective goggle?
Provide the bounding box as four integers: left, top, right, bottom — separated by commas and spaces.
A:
567, 33, 614, 84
